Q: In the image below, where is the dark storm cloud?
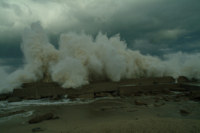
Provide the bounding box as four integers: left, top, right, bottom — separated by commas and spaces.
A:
66, 0, 200, 55
0, 0, 200, 66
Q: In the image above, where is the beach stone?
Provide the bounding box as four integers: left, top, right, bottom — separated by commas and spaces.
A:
180, 109, 190, 116
134, 100, 147, 106
28, 113, 54, 124
32, 127, 44, 132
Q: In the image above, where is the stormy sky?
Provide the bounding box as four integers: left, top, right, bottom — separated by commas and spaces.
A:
0, 0, 200, 69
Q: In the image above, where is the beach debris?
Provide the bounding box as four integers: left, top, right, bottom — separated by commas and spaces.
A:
180, 109, 190, 116
154, 102, 165, 107
32, 127, 44, 132
28, 113, 56, 124
134, 100, 147, 106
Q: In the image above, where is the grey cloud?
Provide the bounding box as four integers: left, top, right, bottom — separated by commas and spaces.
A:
0, 0, 200, 66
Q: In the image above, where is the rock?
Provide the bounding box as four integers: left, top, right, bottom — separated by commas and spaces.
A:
154, 102, 165, 107
94, 92, 113, 98
189, 91, 200, 101
119, 86, 140, 97
92, 82, 118, 93
162, 96, 170, 101
180, 109, 190, 116
28, 113, 54, 124
170, 87, 186, 91
78, 93, 94, 99
173, 98, 181, 102
154, 96, 162, 103
0, 93, 11, 101
177, 76, 189, 83
50, 95, 65, 100
152, 76, 175, 84
174, 93, 188, 102
119, 76, 175, 85
65, 87, 94, 99
32, 127, 44, 132
134, 100, 147, 106
7, 97, 21, 102
100, 107, 112, 111
13, 82, 66, 100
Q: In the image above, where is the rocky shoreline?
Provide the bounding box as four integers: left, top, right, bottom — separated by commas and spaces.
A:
0, 76, 200, 102
0, 76, 200, 133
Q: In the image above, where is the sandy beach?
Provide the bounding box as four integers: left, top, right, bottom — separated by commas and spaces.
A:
1, 95, 200, 133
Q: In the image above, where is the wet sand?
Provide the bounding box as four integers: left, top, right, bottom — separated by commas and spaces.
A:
0, 95, 200, 133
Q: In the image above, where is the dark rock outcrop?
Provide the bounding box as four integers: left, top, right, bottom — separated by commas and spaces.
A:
13, 82, 65, 99
7, 97, 22, 102
1, 76, 199, 101
0, 93, 11, 101
119, 76, 175, 86
177, 76, 189, 83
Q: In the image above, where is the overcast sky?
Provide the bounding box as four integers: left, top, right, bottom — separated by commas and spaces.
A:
0, 0, 200, 69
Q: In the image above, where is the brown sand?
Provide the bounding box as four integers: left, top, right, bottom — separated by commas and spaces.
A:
0, 96, 200, 133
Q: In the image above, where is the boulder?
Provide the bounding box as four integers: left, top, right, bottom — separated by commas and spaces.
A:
180, 109, 190, 116
28, 113, 54, 124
